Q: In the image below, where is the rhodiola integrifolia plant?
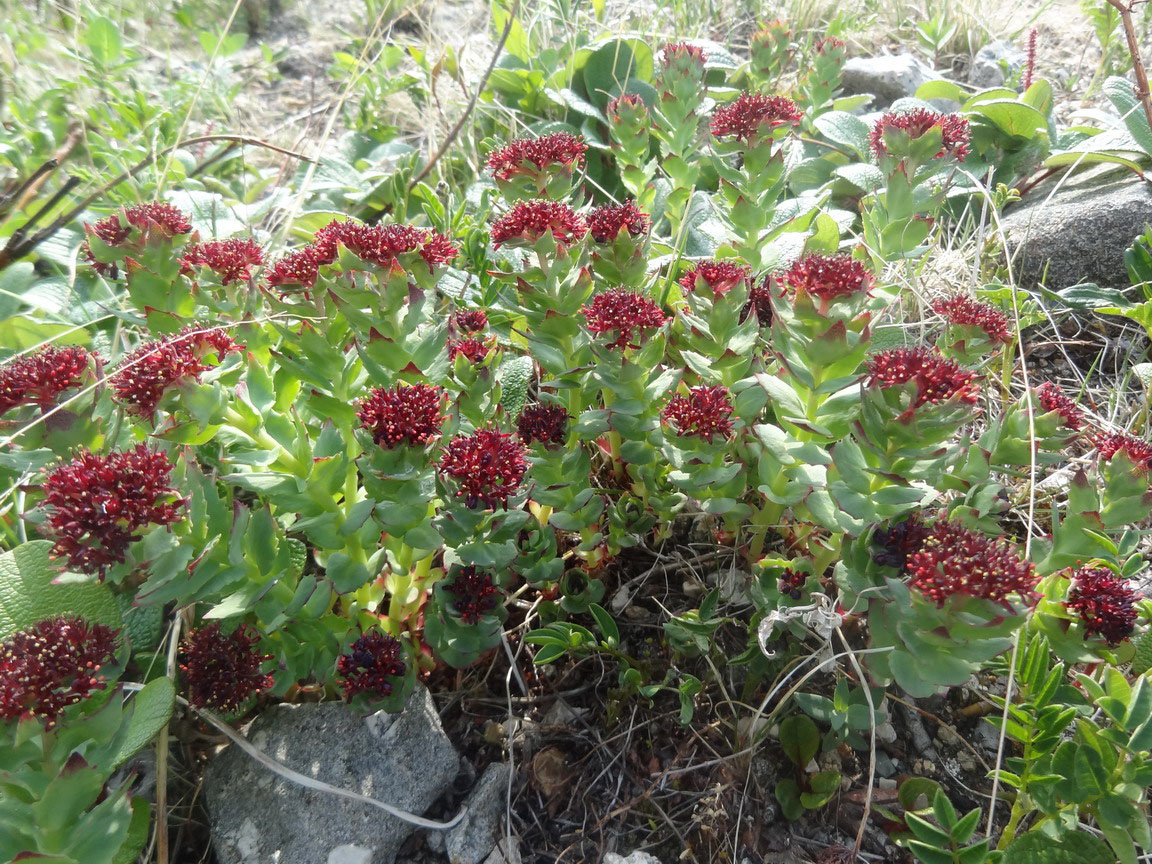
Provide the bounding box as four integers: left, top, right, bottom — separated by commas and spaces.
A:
2, 24, 1151, 857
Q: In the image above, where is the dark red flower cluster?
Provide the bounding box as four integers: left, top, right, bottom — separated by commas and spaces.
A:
517, 403, 568, 446
486, 133, 587, 181
448, 337, 490, 364
1095, 432, 1152, 470
439, 427, 528, 509
587, 201, 650, 243
124, 201, 194, 237
905, 519, 1037, 607
453, 309, 488, 332
742, 280, 774, 326
872, 514, 931, 575
606, 94, 648, 122
710, 93, 802, 143
778, 254, 873, 302
932, 294, 1010, 343
444, 566, 501, 624
266, 220, 457, 288
181, 238, 265, 285
679, 259, 751, 297
662, 386, 735, 442
179, 623, 272, 713
88, 214, 132, 248
41, 444, 184, 576
582, 288, 668, 350
336, 630, 406, 699
357, 383, 445, 448
112, 326, 241, 419
1036, 382, 1083, 430
0, 346, 92, 416
779, 568, 807, 600
870, 109, 971, 161
662, 41, 707, 69
0, 616, 119, 728
867, 346, 980, 411
1066, 566, 1139, 645
490, 200, 588, 249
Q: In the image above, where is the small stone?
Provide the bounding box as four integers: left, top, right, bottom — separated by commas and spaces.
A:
484, 837, 521, 864
874, 751, 897, 778
878, 778, 898, 791
969, 40, 1026, 89
446, 762, 512, 864
841, 54, 941, 107
542, 699, 587, 727
875, 720, 897, 744
604, 853, 664, 864
329, 846, 374, 864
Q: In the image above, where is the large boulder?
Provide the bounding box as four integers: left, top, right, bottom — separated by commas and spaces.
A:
1001, 171, 1152, 291
841, 54, 940, 107
205, 685, 458, 864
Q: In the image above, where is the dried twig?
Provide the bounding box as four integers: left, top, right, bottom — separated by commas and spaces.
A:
1105, 0, 1152, 138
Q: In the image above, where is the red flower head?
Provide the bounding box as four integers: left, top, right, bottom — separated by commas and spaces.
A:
337, 630, 406, 700
607, 94, 649, 124
0, 346, 92, 416
742, 280, 775, 327
0, 616, 119, 728
867, 346, 980, 413
486, 133, 587, 181
779, 568, 807, 600
1036, 382, 1083, 430
517, 403, 569, 446
314, 220, 458, 272
453, 309, 488, 333
491, 200, 588, 249
661, 41, 708, 75
41, 444, 185, 576
357, 383, 446, 449
179, 623, 272, 713
662, 385, 735, 442
872, 514, 932, 575
581, 288, 668, 350
439, 427, 528, 509
124, 201, 193, 238
932, 294, 1010, 343
870, 109, 971, 162
587, 202, 650, 244
710, 93, 802, 144
906, 519, 1038, 608
1066, 566, 1139, 645
778, 253, 873, 304
448, 337, 490, 364
1095, 432, 1152, 470
112, 326, 241, 420
679, 259, 751, 297
444, 566, 501, 624
265, 244, 333, 290
89, 214, 133, 248
181, 238, 265, 285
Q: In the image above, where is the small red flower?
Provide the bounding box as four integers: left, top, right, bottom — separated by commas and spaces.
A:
181, 238, 265, 285
932, 294, 1010, 343
448, 337, 490, 364
662, 386, 735, 442
873, 514, 932, 575
0, 616, 119, 728
607, 94, 648, 122
1095, 432, 1152, 470
180, 623, 272, 713
490, 200, 588, 249
41, 444, 184, 576
124, 201, 193, 237
905, 519, 1037, 608
453, 310, 488, 332
112, 326, 241, 419
867, 346, 980, 411
265, 244, 332, 290
779, 568, 807, 600
439, 427, 528, 509
486, 133, 587, 181
1036, 382, 1083, 430
742, 281, 774, 327
0, 346, 92, 416
89, 215, 132, 247
582, 288, 668, 350
314, 220, 458, 271
337, 630, 406, 700
443, 566, 501, 624
587, 202, 650, 243
357, 383, 446, 448
679, 259, 751, 297
1066, 566, 1139, 645
710, 93, 802, 143
870, 109, 971, 161
517, 403, 568, 446
778, 254, 873, 303
662, 41, 708, 71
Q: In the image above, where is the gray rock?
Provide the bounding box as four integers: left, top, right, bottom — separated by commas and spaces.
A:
205, 685, 458, 864
604, 853, 664, 864
445, 762, 511, 864
875, 751, 898, 778
1002, 171, 1152, 291
841, 54, 940, 107
483, 837, 521, 864
970, 40, 1027, 89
